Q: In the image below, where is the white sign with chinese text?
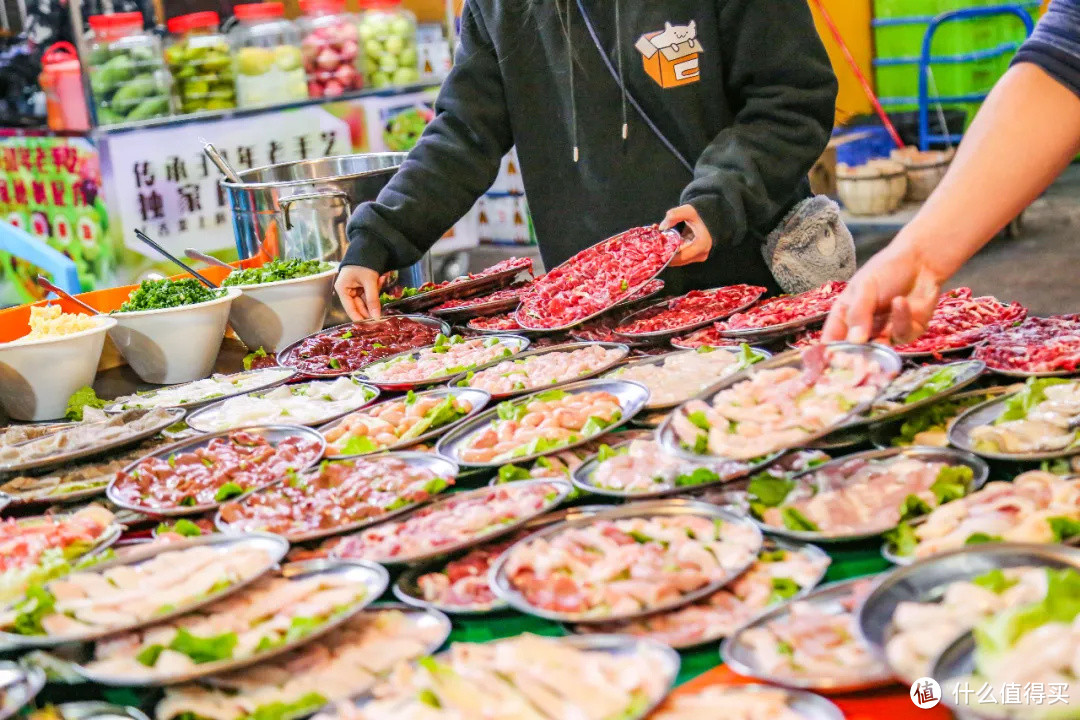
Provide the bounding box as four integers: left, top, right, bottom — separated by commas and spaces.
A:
99, 106, 351, 256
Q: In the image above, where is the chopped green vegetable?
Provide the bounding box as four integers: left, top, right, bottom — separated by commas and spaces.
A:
156, 519, 203, 537
904, 364, 966, 404
581, 414, 615, 436
747, 472, 795, 509
1048, 516, 1080, 543
417, 689, 442, 709
930, 465, 974, 504
997, 378, 1071, 423
243, 347, 268, 371
891, 394, 987, 447
222, 259, 333, 287
136, 644, 165, 667
687, 411, 710, 431
242, 692, 329, 720
405, 390, 417, 405
965, 532, 1003, 545
884, 522, 918, 556
11, 584, 56, 636
168, 627, 238, 664
735, 343, 766, 369
769, 577, 801, 603
596, 444, 624, 462
214, 482, 245, 502
116, 278, 223, 313
899, 494, 933, 522
496, 464, 533, 483
533, 389, 570, 403
758, 549, 788, 563
340, 435, 380, 456
974, 568, 1080, 667
496, 401, 528, 422
423, 477, 450, 495
673, 467, 721, 487
65, 386, 105, 421
780, 507, 818, 532
328, 358, 341, 370
972, 569, 1019, 594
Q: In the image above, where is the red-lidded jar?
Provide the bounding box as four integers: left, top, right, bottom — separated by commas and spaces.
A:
86, 12, 173, 125
298, 0, 363, 97
165, 12, 236, 114
228, 2, 308, 107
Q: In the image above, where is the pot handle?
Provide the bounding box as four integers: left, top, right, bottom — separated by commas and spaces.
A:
280, 189, 353, 230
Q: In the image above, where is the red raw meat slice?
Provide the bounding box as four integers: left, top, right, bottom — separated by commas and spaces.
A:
614, 284, 766, 336
974, 314, 1080, 373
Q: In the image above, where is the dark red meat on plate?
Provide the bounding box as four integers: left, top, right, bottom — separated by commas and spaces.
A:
974, 314, 1080, 373
670, 324, 751, 350
614, 284, 766, 336
515, 225, 681, 329
468, 313, 524, 332
893, 287, 1026, 355
284, 316, 441, 375
716, 281, 846, 335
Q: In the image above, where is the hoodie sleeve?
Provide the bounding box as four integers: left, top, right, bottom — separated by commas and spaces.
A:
342, 0, 512, 272
680, 0, 837, 250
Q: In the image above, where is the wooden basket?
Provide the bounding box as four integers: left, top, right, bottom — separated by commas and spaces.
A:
837, 160, 908, 215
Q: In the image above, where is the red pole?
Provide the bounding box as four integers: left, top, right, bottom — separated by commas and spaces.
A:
810, 0, 906, 149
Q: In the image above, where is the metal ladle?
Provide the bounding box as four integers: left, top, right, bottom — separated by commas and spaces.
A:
200, 139, 242, 183
35, 276, 102, 315
134, 230, 218, 289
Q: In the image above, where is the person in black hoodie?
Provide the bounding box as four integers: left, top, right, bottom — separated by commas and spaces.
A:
336, 0, 838, 320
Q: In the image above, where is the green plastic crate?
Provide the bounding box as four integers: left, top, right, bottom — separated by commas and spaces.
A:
874, 17, 1000, 59
873, 0, 938, 19
875, 53, 1003, 100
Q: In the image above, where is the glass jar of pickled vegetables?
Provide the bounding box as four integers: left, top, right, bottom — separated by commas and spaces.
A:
228, 2, 308, 108
86, 12, 173, 125
298, 0, 363, 97
166, 12, 236, 114
357, 0, 419, 89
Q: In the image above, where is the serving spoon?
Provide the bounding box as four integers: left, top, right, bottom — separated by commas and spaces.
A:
134, 230, 218, 289
35, 276, 101, 315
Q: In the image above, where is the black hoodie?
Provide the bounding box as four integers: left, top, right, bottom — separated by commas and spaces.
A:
344, 0, 838, 295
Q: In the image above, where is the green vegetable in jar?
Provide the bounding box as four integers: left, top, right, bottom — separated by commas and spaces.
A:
222, 259, 334, 286
167, 35, 236, 113
115, 278, 224, 313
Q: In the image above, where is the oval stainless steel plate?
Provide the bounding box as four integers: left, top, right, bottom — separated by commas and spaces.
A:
343, 633, 679, 720
750, 446, 990, 545
721, 576, 896, 693
570, 437, 762, 500
0, 533, 290, 648
857, 543, 1080, 683
929, 632, 983, 718
387, 506, 609, 615
49, 702, 151, 720
320, 387, 492, 459
75, 558, 389, 687
184, 380, 380, 434
102, 368, 297, 414
383, 265, 529, 313
842, 360, 986, 429
603, 346, 772, 412
332, 478, 572, 566
948, 388, 1080, 461
106, 425, 326, 517
446, 341, 630, 400
0, 661, 45, 720
896, 342, 980, 360
275, 315, 451, 378
513, 230, 680, 333
0, 408, 186, 476
428, 293, 522, 321
718, 310, 831, 341
612, 279, 665, 310
868, 385, 1018, 450
214, 452, 460, 543
657, 684, 845, 720
434, 378, 651, 468
489, 499, 763, 624
612, 286, 765, 342
658, 343, 903, 464
355, 335, 531, 391
566, 538, 830, 650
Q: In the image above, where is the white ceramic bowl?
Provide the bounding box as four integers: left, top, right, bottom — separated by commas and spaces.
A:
225, 267, 337, 352
0, 317, 117, 421
108, 287, 240, 385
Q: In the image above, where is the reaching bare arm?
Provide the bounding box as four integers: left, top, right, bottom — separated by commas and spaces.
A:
823, 62, 1080, 344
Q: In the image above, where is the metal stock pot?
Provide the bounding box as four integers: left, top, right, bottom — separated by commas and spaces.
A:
221, 152, 429, 288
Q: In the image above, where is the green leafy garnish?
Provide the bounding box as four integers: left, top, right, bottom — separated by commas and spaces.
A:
885, 522, 918, 556
168, 628, 238, 664
735, 343, 766, 369
687, 411, 710, 431
116, 278, 223, 313
11, 584, 56, 635
903, 364, 966, 404
965, 532, 1003, 545
769, 577, 801, 603
759, 549, 788, 563
156, 519, 203, 537
674, 467, 721, 487
64, 386, 105, 421
243, 347, 268, 371
136, 644, 165, 667
1048, 516, 1080, 543
496, 464, 533, 483
242, 692, 329, 720
496, 401, 528, 422
223, 259, 332, 287
930, 465, 973, 504
973, 569, 1019, 594
214, 482, 245, 502
340, 435, 380, 455
328, 358, 341, 370
899, 494, 933, 522
747, 472, 795, 510
997, 378, 1071, 423
973, 568, 1080, 668
780, 507, 818, 532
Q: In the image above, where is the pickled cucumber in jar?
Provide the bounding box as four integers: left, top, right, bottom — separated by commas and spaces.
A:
166, 12, 237, 114
86, 12, 173, 125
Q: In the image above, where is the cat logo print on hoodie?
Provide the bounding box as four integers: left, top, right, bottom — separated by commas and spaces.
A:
635, 21, 702, 89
